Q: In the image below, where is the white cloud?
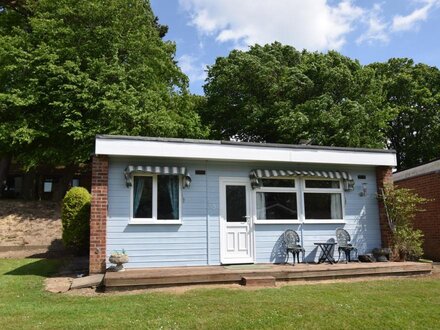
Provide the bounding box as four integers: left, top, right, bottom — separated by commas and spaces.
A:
177, 54, 207, 83
179, 0, 364, 51
179, 0, 440, 53
392, 0, 440, 32
357, 4, 389, 45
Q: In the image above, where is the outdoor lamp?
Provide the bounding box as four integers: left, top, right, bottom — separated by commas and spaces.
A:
359, 182, 368, 197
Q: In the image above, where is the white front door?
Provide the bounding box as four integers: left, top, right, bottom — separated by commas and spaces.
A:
220, 178, 254, 264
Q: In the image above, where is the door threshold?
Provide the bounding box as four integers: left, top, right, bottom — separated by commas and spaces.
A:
223, 264, 272, 270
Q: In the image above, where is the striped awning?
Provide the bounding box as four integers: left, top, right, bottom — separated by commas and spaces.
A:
249, 169, 355, 191
124, 166, 191, 188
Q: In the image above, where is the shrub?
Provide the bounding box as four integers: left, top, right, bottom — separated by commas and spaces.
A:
61, 187, 91, 255
378, 182, 428, 261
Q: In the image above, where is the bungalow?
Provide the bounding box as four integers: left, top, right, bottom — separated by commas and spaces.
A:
89, 135, 396, 273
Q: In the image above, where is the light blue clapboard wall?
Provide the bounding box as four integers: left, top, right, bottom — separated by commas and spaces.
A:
107, 156, 381, 268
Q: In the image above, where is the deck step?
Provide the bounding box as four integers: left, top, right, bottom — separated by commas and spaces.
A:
71, 274, 104, 290
242, 276, 276, 287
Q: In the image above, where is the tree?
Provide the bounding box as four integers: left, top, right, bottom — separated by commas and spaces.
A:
378, 182, 427, 261
0, 0, 207, 194
370, 59, 440, 170
201, 42, 394, 148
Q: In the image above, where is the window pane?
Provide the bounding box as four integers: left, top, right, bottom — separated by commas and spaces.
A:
257, 192, 297, 220
261, 179, 295, 188
158, 175, 180, 220
43, 180, 53, 192
305, 180, 340, 189
304, 193, 342, 219
226, 185, 246, 222
133, 176, 153, 218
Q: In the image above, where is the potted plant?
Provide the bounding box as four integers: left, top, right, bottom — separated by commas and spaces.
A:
109, 249, 129, 272
372, 247, 391, 262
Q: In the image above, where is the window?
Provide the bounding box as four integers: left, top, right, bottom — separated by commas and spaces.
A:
71, 178, 80, 187
303, 179, 343, 220
255, 178, 298, 222
43, 179, 53, 193
254, 177, 345, 224
131, 175, 180, 223
226, 185, 247, 222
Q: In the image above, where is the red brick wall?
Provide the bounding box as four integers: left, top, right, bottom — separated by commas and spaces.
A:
395, 172, 440, 261
376, 166, 394, 248
89, 155, 109, 274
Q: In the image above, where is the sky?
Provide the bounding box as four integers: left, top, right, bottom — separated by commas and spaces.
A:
151, 0, 440, 95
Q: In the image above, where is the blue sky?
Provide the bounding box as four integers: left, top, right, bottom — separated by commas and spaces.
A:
151, 0, 440, 95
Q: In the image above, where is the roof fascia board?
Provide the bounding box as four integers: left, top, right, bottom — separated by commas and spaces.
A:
95, 138, 396, 167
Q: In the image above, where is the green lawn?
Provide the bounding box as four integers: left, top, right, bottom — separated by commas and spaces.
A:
0, 259, 439, 329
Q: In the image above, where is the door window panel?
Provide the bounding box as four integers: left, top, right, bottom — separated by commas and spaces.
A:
226, 185, 247, 222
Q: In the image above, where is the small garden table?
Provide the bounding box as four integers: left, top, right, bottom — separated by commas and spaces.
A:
314, 242, 337, 264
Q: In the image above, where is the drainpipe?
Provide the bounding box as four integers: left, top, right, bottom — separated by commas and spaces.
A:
205, 160, 210, 265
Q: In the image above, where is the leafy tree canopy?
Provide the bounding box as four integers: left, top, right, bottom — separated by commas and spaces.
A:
201, 42, 394, 149
0, 0, 207, 169
370, 59, 440, 170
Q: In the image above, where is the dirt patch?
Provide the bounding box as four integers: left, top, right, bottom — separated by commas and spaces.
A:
0, 200, 62, 247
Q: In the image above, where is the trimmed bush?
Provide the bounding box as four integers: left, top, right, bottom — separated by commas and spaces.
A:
61, 187, 91, 255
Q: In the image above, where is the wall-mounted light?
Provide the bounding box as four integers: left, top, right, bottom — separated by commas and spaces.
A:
359, 182, 368, 197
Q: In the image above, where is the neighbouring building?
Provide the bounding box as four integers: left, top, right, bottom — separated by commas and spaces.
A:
2, 162, 91, 201
394, 159, 440, 261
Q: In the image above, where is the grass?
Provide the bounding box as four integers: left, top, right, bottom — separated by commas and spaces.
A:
0, 259, 440, 329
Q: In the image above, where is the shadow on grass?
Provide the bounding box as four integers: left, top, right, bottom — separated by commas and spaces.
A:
26, 239, 66, 259
5, 258, 61, 277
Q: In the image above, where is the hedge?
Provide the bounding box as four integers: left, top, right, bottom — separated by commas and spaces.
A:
61, 187, 91, 255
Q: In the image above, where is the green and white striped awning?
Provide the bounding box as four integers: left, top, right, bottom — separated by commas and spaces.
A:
249, 169, 355, 191
124, 165, 191, 188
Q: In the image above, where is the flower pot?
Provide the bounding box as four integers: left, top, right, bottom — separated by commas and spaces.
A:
109, 254, 129, 272
372, 248, 391, 262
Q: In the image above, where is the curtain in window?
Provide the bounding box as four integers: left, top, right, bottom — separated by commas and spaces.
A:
330, 194, 342, 219
168, 177, 179, 219
133, 177, 144, 216
256, 192, 267, 220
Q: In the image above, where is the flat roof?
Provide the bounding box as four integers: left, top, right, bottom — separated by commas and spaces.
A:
95, 135, 397, 167
97, 135, 395, 153
394, 159, 440, 181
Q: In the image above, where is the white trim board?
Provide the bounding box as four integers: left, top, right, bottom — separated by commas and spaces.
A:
96, 137, 397, 167
393, 159, 440, 181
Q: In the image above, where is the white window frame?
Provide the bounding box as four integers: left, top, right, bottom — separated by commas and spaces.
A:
129, 174, 182, 225
253, 178, 301, 224
301, 177, 345, 224
252, 177, 346, 225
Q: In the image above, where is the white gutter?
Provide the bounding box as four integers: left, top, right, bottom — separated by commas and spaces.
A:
95, 137, 397, 167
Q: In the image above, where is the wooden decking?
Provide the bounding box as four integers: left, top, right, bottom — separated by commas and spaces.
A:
104, 262, 432, 290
